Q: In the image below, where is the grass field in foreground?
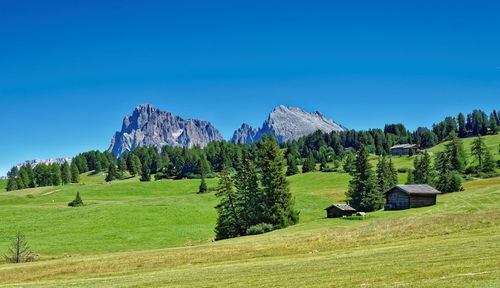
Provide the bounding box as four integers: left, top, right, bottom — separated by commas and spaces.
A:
0, 176, 498, 287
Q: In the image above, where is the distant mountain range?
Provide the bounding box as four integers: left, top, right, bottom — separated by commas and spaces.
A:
108, 104, 223, 156
108, 104, 346, 156
16, 158, 72, 169
231, 105, 346, 144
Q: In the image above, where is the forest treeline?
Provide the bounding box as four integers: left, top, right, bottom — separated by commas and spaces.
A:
5, 108, 499, 191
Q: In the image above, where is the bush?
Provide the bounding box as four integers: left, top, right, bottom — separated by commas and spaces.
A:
68, 192, 84, 207
246, 223, 274, 235
397, 167, 408, 173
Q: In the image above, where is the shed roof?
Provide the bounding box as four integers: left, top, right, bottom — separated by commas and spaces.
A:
390, 144, 416, 150
325, 204, 356, 211
385, 184, 441, 195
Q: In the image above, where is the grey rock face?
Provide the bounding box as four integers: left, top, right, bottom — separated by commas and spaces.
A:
231, 105, 346, 144
108, 104, 223, 156
231, 123, 258, 144
16, 158, 72, 169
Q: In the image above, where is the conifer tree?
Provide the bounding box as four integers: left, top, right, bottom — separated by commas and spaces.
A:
302, 152, 316, 173
258, 135, 299, 228
68, 192, 84, 207
481, 147, 496, 173
376, 156, 392, 193
94, 160, 102, 174
6, 167, 19, 191
198, 175, 207, 194
413, 152, 433, 184
343, 152, 355, 175
214, 167, 244, 240
140, 155, 152, 182
434, 151, 462, 192
70, 161, 80, 183
117, 157, 127, 179
51, 164, 62, 186
471, 136, 487, 171
127, 154, 141, 176
4, 232, 34, 263
457, 112, 467, 138
286, 155, 299, 176
445, 132, 466, 173
105, 164, 118, 182
61, 162, 72, 185
346, 145, 383, 212
490, 111, 499, 134
235, 149, 265, 231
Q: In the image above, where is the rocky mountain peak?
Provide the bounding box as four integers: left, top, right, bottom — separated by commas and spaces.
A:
109, 104, 223, 156
232, 105, 346, 144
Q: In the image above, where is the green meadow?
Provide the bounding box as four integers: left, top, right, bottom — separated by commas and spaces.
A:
0, 134, 499, 287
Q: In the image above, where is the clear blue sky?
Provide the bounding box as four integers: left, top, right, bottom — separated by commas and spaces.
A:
0, 0, 499, 175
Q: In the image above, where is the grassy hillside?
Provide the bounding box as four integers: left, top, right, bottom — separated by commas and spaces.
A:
0, 134, 498, 287
428, 134, 500, 165
0, 176, 498, 287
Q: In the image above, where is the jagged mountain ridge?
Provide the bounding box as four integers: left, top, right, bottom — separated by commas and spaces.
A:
108, 104, 223, 156
231, 105, 346, 144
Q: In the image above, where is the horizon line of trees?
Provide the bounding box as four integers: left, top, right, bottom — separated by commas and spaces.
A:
5, 108, 499, 191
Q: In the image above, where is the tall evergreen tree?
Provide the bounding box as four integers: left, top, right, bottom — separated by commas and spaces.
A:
235, 149, 265, 231
445, 132, 466, 173
346, 145, 383, 212
471, 136, 487, 171
140, 155, 152, 182
490, 111, 499, 134
343, 152, 355, 175
434, 151, 462, 192
214, 167, 244, 240
61, 162, 72, 185
413, 152, 433, 184
70, 161, 80, 183
117, 157, 127, 179
302, 152, 316, 173
388, 158, 398, 186
376, 156, 394, 193
198, 175, 208, 194
258, 135, 299, 228
105, 163, 118, 182
127, 154, 141, 176
286, 155, 299, 176
6, 167, 19, 191
457, 112, 467, 138
50, 164, 62, 186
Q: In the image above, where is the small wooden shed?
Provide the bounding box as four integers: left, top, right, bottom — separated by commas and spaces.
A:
390, 144, 417, 156
325, 204, 356, 218
384, 184, 441, 210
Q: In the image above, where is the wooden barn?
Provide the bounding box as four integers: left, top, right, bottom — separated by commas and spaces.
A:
325, 204, 356, 218
390, 144, 417, 156
384, 184, 441, 210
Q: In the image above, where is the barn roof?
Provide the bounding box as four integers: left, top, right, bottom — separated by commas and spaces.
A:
385, 184, 441, 195
390, 144, 416, 150
325, 204, 356, 211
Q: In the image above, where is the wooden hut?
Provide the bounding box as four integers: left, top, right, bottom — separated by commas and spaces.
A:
384, 184, 441, 210
390, 144, 417, 156
325, 204, 356, 218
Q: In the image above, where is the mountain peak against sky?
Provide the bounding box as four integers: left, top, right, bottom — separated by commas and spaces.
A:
231, 105, 346, 144
108, 104, 223, 156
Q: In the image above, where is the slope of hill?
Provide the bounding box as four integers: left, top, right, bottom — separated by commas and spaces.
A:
0, 135, 499, 287
108, 104, 223, 156
232, 105, 346, 144
0, 176, 498, 287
